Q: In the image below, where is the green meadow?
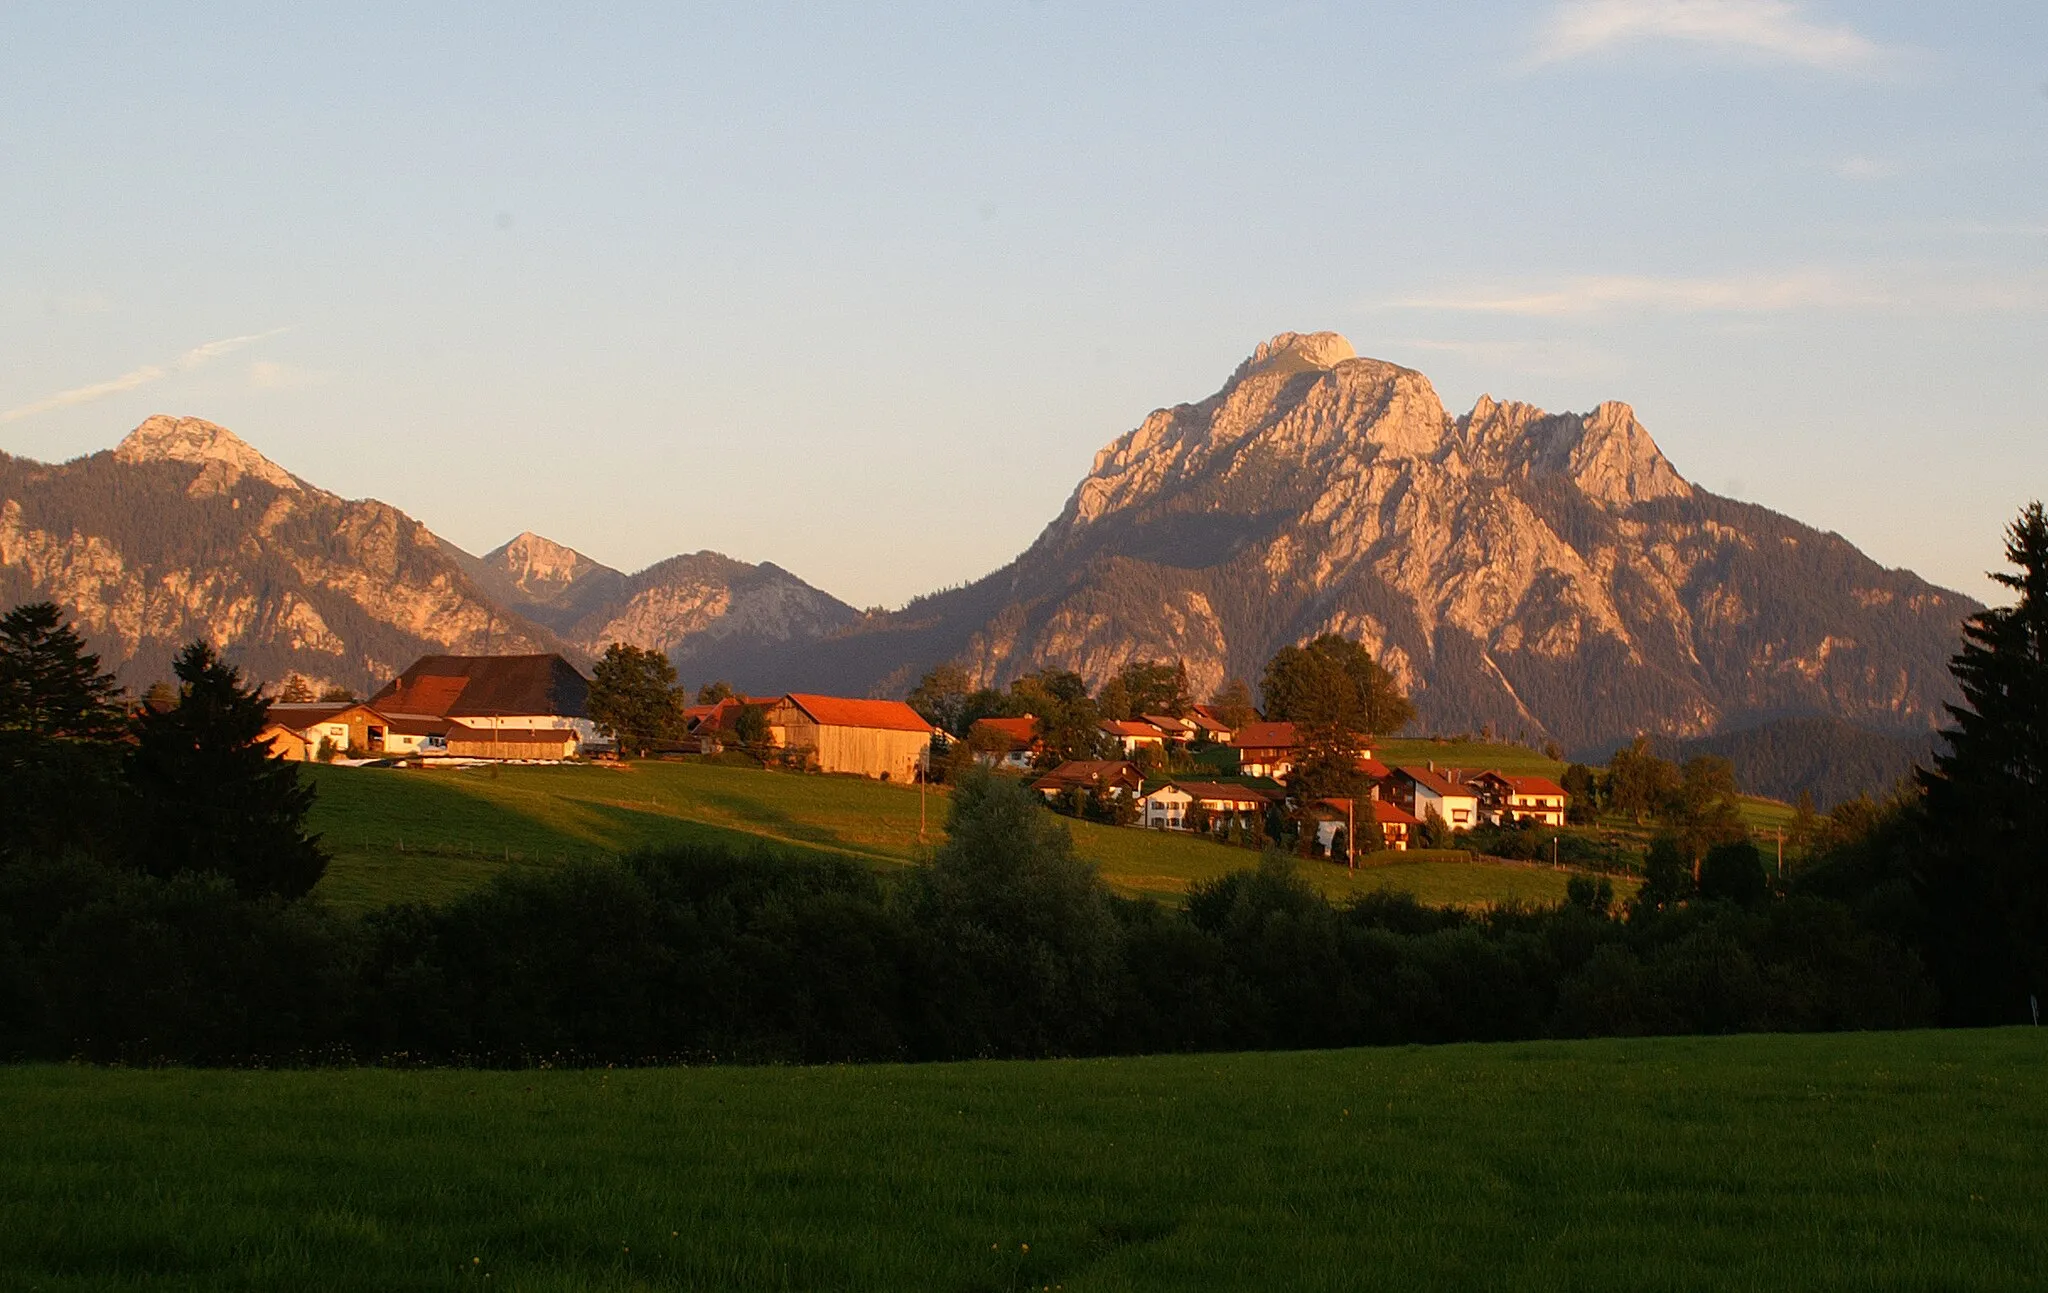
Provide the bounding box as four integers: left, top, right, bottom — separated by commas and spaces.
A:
4, 1029, 2042, 1290
303, 760, 1626, 915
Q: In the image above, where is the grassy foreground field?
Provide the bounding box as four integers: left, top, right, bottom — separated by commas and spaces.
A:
305, 761, 1625, 915
4, 1029, 2043, 1291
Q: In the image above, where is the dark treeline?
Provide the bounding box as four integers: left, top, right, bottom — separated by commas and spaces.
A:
0, 774, 1936, 1066
2, 502, 2044, 1066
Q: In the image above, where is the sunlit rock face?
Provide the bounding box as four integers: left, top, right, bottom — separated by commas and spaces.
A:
2, 416, 569, 694
785, 332, 1971, 751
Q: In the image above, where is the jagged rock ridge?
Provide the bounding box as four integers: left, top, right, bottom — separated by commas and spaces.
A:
3, 417, 862, 695
1, 417, 573, 691
782, 331, 1973, 751
462, 536, 860, 688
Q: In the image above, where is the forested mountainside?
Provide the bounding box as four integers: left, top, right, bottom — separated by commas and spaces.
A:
461, 534, 859, 689
781, 332, 1974, 752
1649, 716, 1940, 809
0, 417, 567, 693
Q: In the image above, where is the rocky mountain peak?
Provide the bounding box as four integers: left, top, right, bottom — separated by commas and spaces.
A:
489, 532, 605, 591
112, 415, 301, 493
1230, 330, 1358, 384
1457, 395, 1690, 508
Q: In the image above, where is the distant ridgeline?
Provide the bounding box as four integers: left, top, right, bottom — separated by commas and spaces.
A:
0, 332, 1976, 756
1643, 716, 1940, 809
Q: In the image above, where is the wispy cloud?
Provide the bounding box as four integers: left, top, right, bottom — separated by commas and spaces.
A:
248, 359, 328, 392
1393, 272, 1878, 316
1533, 0, 1891, 71
0, 329, 290, 424
1390, 337, 1620, 378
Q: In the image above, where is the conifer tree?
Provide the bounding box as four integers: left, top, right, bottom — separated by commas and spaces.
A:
0, 602, 124, 739
127, 641, 326, 899
1918, 501, 2048, 1019
0, 602, 128, 858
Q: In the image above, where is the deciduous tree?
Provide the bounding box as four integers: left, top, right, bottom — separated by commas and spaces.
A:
588, 643, 686, 757
1260, 634, 1413, 736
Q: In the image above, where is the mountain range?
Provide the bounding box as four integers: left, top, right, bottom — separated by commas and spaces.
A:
0, 332, 1975, 771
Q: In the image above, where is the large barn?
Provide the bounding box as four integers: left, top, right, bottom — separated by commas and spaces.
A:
764, 694, 939, 781
368, 653, 597, 749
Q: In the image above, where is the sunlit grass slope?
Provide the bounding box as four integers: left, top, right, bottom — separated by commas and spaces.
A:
4, 1029, 2041, 1291
305, 762, 1625, 914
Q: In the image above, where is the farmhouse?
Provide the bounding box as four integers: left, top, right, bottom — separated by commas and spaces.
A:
1100, 719, 1168, 755
1388, 766, 1480, 832
763, 693, 938, 781
682, 695, 780, 754
264, 701, 391, 759
1468, 771, 1570, 827
1138, 781, 1278, 834
369, 653, 596, 751
968, 715, 1042, 771
1228, 721, 1299, 779
1141, 714, 1196, 745
1030, 760, 1144, 801
1310, 798, 1422, 854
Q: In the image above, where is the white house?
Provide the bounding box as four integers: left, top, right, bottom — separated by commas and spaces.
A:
1138, 781, 1278, 834
1391, 766, 1480, 832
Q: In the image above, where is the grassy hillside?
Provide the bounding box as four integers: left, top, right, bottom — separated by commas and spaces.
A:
4, 1029, 2041, 1290
305, 762, 1621, 914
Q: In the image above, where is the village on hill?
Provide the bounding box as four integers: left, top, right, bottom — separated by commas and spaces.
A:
258, 641, 1573, 864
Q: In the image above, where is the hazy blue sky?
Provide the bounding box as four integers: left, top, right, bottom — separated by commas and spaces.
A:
4, 1, 2043, 606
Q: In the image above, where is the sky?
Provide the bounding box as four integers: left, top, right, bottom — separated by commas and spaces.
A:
2, 1, 2043, 607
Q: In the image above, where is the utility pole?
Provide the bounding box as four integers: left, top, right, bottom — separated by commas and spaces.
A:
1346, 796, 1356, 872
1776, 827, 1785, 878
918, 745, 929, 845
1552, 835, 1559, 870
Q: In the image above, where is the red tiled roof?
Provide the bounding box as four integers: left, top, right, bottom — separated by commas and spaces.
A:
971, 715, 1040, 746
1154, 781, 1279, 806
1230, 721, 1298, 751
1142, 714, 1193, 732
1357, 757, 1392, 779
1373, 800, 1422, 826
1031, 760, 1141, 791
1188, 714, 1233, 735
1398, 766, 1477, 799
1101, 719, 1167, 738
1499, 774, 1569, 798
782, 693, 937, 734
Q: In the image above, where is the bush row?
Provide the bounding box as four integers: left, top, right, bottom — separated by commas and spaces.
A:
0, 776, 1935, 1067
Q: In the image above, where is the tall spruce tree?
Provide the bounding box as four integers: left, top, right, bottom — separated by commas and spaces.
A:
127, 641, 327, 900
1918, 501, 2048, 1020
0, 602, 125, 739
0, 602, 128, 859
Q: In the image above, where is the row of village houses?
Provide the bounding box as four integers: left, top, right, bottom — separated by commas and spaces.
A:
969, 709, 1569, 850
262, 653, 938, 782
262, 653, 1568, 850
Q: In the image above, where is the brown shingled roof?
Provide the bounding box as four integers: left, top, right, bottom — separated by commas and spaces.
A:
371, 654, 590, 720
